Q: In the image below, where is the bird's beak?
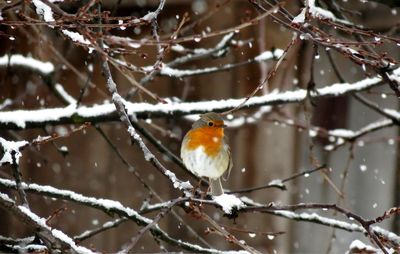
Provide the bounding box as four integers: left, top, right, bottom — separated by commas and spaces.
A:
222, 124, 228, 128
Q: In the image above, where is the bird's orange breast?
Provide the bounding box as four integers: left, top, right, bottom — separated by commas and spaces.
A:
185, 127, 224, 157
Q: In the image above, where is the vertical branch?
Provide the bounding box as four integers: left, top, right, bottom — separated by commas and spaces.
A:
326, 143, 355, 253
304, 43, 318, 165
394, 139, 400, 234
95, 0, 192, 193
304, 43, 341, 196
76, 60, 94, 107
258, 18, 269, 93
148, 0, 166, 72
101, 58, 191, 191
10, 151, 29, 208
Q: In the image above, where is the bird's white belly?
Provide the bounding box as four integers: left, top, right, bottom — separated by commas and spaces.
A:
181, 145, 228, 179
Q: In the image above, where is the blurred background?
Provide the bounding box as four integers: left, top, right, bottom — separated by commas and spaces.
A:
1, 0, 400, 252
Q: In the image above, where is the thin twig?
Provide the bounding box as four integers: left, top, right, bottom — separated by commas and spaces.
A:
228, 165, 326, 194
120, 197, 185, 253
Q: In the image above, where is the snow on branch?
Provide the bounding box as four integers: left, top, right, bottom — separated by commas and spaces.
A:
0, 178, 152, 223
0, 138, 28, 165
348, 239, 386, 253
307, 0, 336, 21
324, 117, 396, 151
74, 218, 127, 242
8, 172, 397, 252
0, 235, 47, 253
0, 99, 12, 110
54, 83, 77, 105
240, 197, 400, 247
141, 0, 165, 22
0, 178, 232, 253
0, 69, 395, 129
32, 0, 55, 22
61, 29, 91, 45
31, 0, 93, 49
137, 194, 400, 250
213, 194, 245, 214
158, 48, 284, 78
0, 192, 94, 253
0, 54, 54, 75
102, 56, 193, 193
292, 0, 351, 25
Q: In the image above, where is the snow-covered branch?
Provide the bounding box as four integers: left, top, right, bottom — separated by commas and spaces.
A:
2, 1, 400, 252
0, 138, 28, 166
0, 192, 95, 253
0, 178, 152, 225
158, 48, 283, 78
324, 118, 396, 151
0, 235, 47, 253
304, 0, 351, 25
0, 54, 54, 75
101, 55, 193, 193
31, 0, 93, 48
124, 32, 238, 98
241, 197, 400, 249
74, 218, 127, 242
0, 69, 393, 129
0, 178, 238, 253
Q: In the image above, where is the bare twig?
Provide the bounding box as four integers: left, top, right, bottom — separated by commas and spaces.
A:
228, 165, 327, 193
120, 197, 185, 253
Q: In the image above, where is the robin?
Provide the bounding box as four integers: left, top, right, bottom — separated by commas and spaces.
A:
181, 112, 232, 196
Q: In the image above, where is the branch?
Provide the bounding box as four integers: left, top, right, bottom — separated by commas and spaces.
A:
74, 218, 127, 242
0, 68, 394, 129
148, 48, 284, 78
0, 54, 54, 75
119, 197, 184, 253
228, 164, 327, 193
0, 235, 46, 252
100, 55, 192, 193
103, 4, 280, 46
124, 32, 237, 99
3, 176, 399, 251
0, 192, 94, 253
240, 197, 400, 249
353, 93, 400, 125
0, 178, 233, 253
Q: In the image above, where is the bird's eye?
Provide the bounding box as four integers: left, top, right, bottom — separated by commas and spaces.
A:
208, 121, 214, 127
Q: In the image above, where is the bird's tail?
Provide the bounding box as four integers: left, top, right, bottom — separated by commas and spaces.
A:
209, 177, 224, 196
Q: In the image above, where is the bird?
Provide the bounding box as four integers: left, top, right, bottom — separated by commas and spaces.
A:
181, 112, 232, 196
